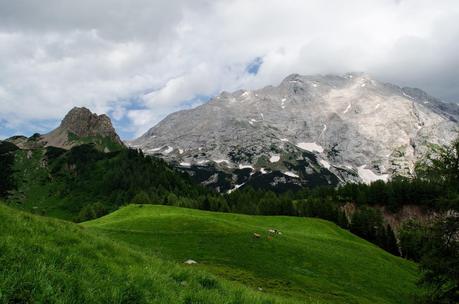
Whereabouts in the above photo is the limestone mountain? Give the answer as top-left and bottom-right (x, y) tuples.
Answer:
(42, 107), (124, 151)
(131, 73), (458, 192)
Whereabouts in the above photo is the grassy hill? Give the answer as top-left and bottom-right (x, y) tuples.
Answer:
(0, 203), (291, 304)
(84, 205), (420, 303)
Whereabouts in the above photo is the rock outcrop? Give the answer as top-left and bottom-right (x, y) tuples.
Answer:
(42, 107), (124, 150)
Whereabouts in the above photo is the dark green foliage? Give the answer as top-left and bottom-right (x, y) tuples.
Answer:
(76, 202), (108, 222)
(416, 140), (459, 187)
(8, 144), (212, 221)
(0, 141), (18, 197)
(384, 224), (399, 256)
(0, 141), (19, 154)
(399, 220), (430, 261)
(45, 146), (67, 159)
(337, 177), (447, 211)
(350, 207), (385, 244)
(418, 215), (459, 304)
(29, 133), (41, 140)
(130, 191), (151, 204)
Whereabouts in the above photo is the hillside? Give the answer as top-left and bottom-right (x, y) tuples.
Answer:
(4, 144), (210, 221)
(84, 205), (420, 303)
(0, 203), (289, 304)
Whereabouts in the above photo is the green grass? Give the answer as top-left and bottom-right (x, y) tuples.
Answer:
(6, 148), (74, 219)
(67, 132), (124, 152)
(83, 205), (420, 303)
(0, 203), (292, 304)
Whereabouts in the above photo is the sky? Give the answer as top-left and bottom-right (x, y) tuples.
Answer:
(0, 0), (458, 140)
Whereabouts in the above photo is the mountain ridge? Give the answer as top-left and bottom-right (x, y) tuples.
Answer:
(130, 72), (458, 191)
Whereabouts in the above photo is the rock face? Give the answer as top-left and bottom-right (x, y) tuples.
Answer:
(130, 73), (459, 191)
(42, 107), (124, 149)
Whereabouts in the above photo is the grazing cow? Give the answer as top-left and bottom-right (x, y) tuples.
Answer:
(253, 233), (261, 239)
(268, 229), (276, 234)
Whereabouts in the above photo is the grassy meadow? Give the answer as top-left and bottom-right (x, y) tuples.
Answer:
(83, 204), (420, 303)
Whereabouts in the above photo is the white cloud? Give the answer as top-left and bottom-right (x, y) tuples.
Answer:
(0, 0), (458, 139)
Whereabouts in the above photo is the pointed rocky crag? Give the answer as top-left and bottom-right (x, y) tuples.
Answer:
(42, 107), (124, 151)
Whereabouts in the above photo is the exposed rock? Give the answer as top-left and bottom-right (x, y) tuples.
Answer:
(130, 73), (458, 190)
(42, 107), (124, 149)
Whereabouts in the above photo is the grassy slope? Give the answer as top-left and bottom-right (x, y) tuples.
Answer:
(84, 205), (420, 304)
(0, 203), (294, 304)
(6, 148), (73, 219)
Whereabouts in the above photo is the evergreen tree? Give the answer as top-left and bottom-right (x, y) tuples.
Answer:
(384, 225), (399, 256)
(131, 191), (151, 204)
(419, 215), (459, 304)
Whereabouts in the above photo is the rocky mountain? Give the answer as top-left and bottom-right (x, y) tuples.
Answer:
(131, 73), (459, 192)
(7, 107), (124, 151)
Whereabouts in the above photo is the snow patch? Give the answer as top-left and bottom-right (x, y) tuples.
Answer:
(148, 147), (162, 152)
(179, 162), (191, 167)
(280, 138), (289, 142)
(296, 142), (324, 153)
(260, 168), (268, 174)
(163, 146), (173, 154)
(269, 155), (280, 163)
(241, 91), (249, 97)
(312, 83), (318, 88)
(239, 164), (254, 170)
(343, 104), (352, 114)
(319, 159), (331, 169)
(283, 171), (299, 178)
(214, 159), (230, 165)
(178, 148), (184, 154)
(227, 183), (245, 194)
(361, 83), (366, 87)
(357, 165), (389, 184)
(197, 160), (208, 165)
(375, 104), (380, 110)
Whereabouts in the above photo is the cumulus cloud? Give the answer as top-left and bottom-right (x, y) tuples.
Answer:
(0, 0), (458, 139)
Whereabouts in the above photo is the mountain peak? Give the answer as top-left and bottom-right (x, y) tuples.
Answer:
(60, 107), (115, 138)
(131, 72), (458, 191)
(43, 107), (123, 150)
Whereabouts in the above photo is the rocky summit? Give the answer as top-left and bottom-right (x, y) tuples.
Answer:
(130, 73), (459, 192)
(42, 107), (124, 150)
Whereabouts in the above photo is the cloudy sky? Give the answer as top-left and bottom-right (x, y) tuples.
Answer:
(0, 0), (458, 139)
